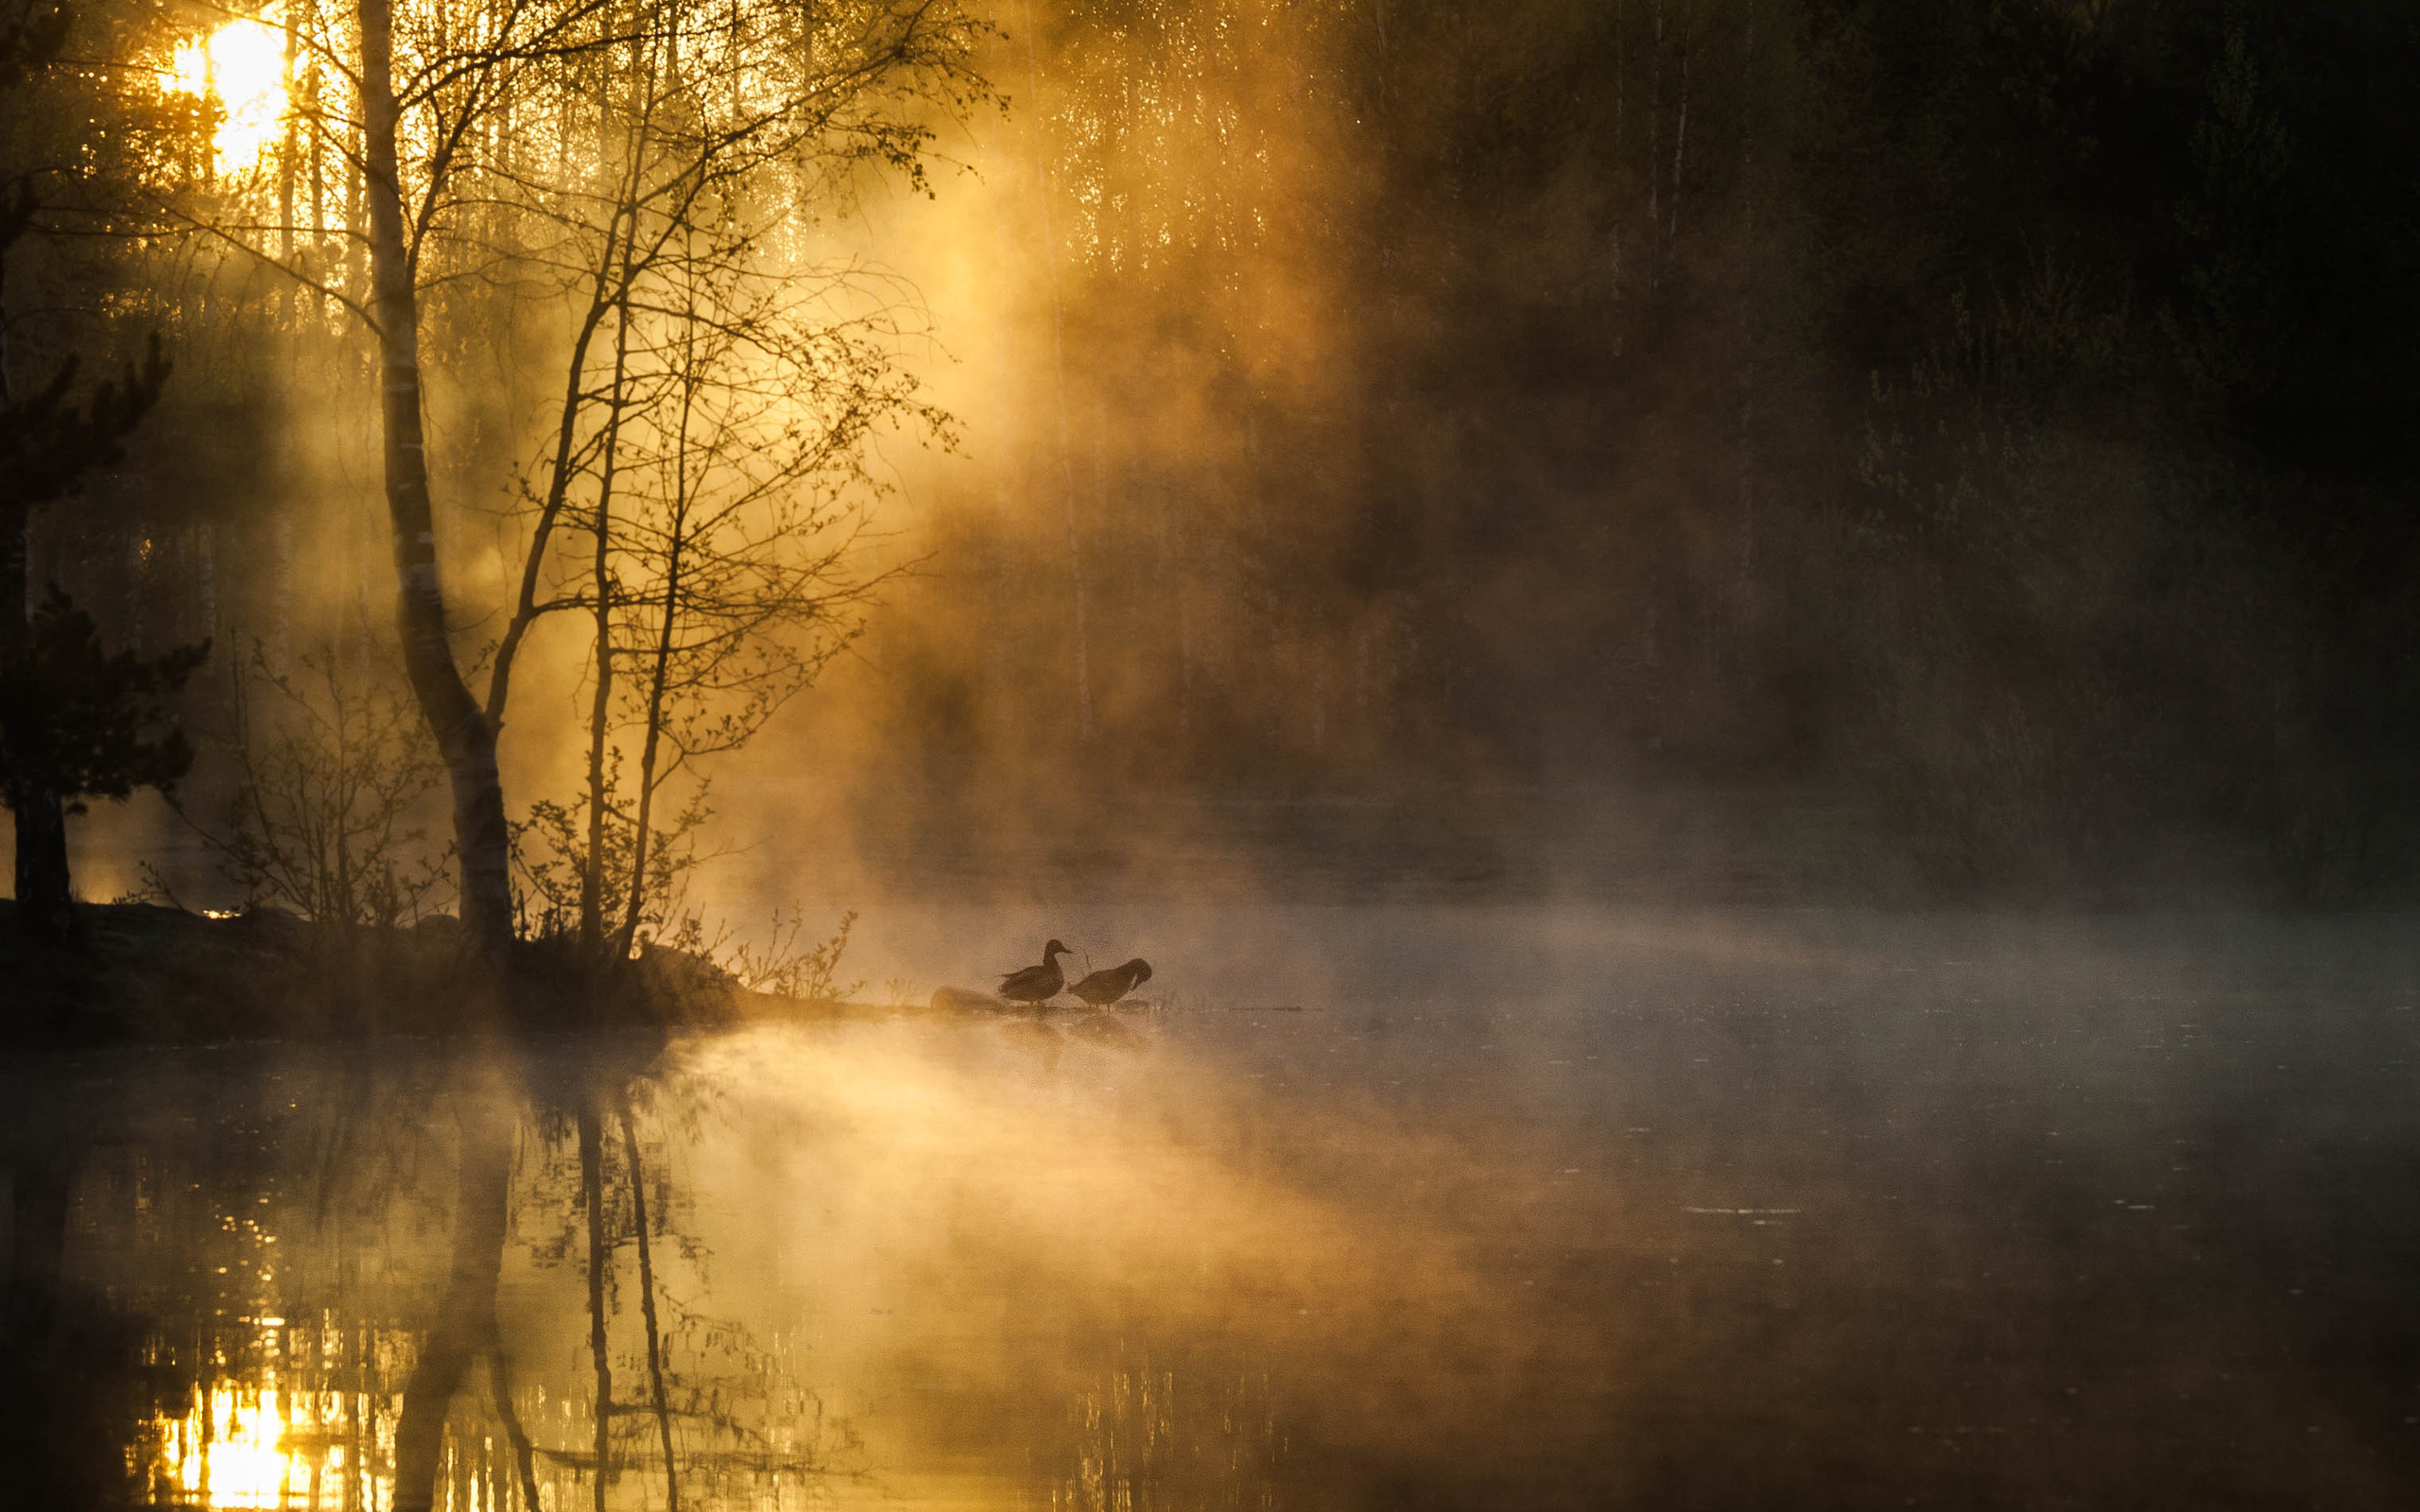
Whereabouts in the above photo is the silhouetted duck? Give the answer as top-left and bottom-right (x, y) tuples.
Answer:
(1068, 957), (1152, 1006)
(997, 939), (1073, 1004)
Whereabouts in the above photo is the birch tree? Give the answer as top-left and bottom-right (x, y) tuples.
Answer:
(467, 0), (983, 953)
(166, 0), (982, 956)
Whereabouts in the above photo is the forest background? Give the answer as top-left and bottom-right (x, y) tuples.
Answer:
(5, 0), (2417, 939)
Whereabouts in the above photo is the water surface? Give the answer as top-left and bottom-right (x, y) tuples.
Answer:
(6, 906), (2418, 1509)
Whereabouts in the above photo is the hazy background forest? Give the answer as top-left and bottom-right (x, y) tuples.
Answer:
(9, 0), (2419, 922)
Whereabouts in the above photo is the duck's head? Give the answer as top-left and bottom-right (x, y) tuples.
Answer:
(1044, 938), (1071, 959)
(1124, 958), (1153, 983)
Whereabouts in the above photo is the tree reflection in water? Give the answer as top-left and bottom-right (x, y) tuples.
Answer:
(16, 917), (2420, 1510)
(0, 1038), (880, 1511)
(1054, 1351), (1284, 1512)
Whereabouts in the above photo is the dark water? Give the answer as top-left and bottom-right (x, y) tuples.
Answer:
(6, 906), (2419, 1509)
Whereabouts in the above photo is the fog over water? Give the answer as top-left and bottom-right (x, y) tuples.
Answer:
(11, 905), (2420, 1508)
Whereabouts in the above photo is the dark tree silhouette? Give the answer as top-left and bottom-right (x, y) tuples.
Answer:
(0, 588), (207, 941)
(0, 3), (199, 943)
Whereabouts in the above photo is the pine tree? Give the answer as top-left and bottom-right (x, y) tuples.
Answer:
(0, 331), (202, 942)
(0, 6), (200, 943)
(0, 589), (209, 932)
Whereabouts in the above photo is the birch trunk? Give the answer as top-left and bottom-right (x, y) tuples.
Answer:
(579, 298), (634, 953)
(614, 288), (703, 956)
(358, 0), (513, 957)
(1669, 0), (1692, 253)
(615, 424), (691, 955)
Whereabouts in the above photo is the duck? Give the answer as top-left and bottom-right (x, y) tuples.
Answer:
(1068, 957), (1152, 1007)
(997, 939), (1073, 1004)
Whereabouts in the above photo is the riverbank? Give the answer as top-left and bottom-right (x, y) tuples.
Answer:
(0, 902), (782, 1047)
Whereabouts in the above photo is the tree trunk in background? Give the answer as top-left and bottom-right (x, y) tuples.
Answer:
(1735, 2), (1760, 647)
(195, 524), (216, 661)
(1608, 1), (1627, 329)
(8, 767), (74, 944)
(1169, 481), (1193, 739)
(1613, 0), (1626, 159)
(358, 0), (513, 958)
(121, 525), (144, 651)
(1021, 4), (1096, 743)
(280, 7), (299, 264)
(0, 352), (74, 943)
(1647, 0), (1663, 287)
(1668, 0), (1691, 255)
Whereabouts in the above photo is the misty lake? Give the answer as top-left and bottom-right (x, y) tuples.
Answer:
(7, 904), (2419, 1510)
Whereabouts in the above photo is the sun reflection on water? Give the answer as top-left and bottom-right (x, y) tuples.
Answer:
(163, 1385), (323, 1508)
(142, 1319), (401, 1511)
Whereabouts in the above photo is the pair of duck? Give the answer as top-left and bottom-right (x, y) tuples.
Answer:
(999, 940), (1153, 1006)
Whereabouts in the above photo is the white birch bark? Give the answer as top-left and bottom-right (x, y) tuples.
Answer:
(356, 0), (513, 958)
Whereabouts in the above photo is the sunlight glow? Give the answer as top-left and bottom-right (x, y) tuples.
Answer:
(164, 1386), (312, 1508)
(168, 15), (289, 175)
(147, 1318), (399, 1511)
